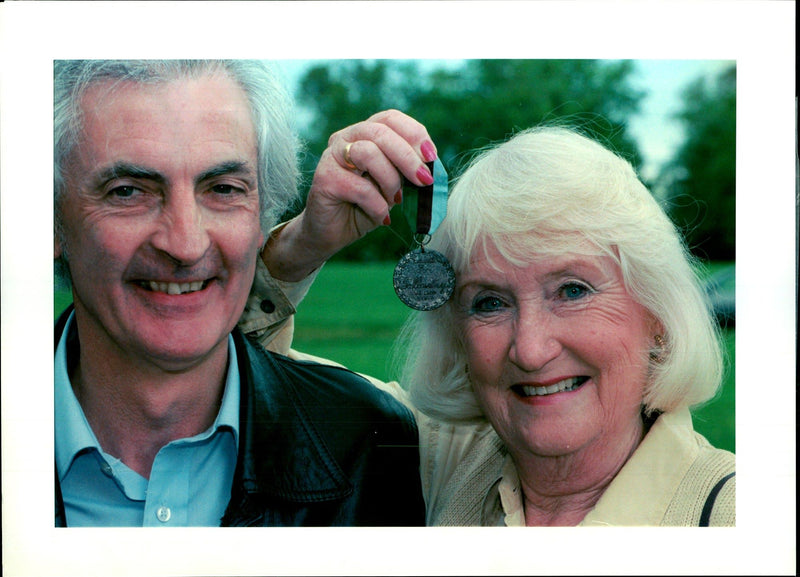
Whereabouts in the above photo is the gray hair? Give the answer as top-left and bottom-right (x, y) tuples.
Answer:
(400, 126), (724, 421)
(54, 59), (301, 286)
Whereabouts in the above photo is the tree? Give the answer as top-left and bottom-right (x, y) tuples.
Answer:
(658, 65), (736, 261)
(294, 59), (647, 261)
(407, 59), (645, 174)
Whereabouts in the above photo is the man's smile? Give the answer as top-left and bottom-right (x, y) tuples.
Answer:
(136, 280), (212, 295)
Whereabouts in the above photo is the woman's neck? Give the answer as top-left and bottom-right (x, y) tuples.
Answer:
(513, 417), (645, 526)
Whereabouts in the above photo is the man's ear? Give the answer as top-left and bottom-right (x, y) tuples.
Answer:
(55, 235), (63, 259)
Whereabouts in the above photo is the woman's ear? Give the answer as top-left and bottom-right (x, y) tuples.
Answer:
(647, 311), (665, 338)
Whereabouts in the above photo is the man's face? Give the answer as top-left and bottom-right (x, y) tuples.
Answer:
(56, 72), (264, 371)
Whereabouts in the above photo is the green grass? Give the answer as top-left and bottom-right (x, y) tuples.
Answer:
(690, 330), (735, 452)
(293, 262), (412, 381)
(54, 260), (735, 453)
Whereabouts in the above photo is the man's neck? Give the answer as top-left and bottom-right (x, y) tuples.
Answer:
(69, 330), (231, 479)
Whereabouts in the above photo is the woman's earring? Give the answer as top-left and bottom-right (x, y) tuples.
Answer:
(650, 334), (666, 362)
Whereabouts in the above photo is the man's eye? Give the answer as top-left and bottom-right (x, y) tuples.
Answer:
(210, 184), (244, 195)
(108, 185), (141, 198)
(559, 282), (592, 300)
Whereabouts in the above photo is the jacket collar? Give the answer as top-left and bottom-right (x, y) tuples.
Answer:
(231, 329), (354, 503)
(54, 311), (353, 507)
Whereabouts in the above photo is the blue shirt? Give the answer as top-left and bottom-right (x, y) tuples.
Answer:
(55, 312), (240, 526)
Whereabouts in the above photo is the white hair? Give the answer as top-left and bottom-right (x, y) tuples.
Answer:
(54, 59), (301, 286)
(398, 126), (724, 422)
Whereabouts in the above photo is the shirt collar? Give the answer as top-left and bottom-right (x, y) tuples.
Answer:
(580, 409), (698, 526)
(497, 456), (525, 526)
(55, 312), (98, 481)
(55, 310), (241, 480)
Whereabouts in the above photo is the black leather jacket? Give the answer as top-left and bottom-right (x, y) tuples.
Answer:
(55, 310), (424, 526)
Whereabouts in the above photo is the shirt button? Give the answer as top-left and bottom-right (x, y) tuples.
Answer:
(156, 506), (172, 523)
(260, 299), (276, 313)
(100, 462), (113, 477)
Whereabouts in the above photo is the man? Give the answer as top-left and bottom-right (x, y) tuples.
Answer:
(54, 60), (433, 526)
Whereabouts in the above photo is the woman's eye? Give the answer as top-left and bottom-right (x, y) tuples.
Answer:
(559, 282), (592, 300)
(471, 295), (507, 313)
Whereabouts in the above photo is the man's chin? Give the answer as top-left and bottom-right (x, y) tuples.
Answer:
(143, 344), (230, 374)
(131, 323), (233, 373)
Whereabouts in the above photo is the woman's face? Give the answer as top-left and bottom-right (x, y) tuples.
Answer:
(455, 242), (657, 461)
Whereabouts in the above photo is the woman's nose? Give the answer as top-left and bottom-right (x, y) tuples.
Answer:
(508, 306), (562, 371)
(150, 192), (211, 265)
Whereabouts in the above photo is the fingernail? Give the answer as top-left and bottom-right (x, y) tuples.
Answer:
(416, 165), (434, 186)
(421, 140), (437, 162)
(383, 214), (392, 226)
(394, 190), (403, 205)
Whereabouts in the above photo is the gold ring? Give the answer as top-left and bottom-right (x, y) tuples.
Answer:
(343, 142), (357, 170)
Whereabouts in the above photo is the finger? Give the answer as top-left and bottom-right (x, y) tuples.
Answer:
(313, 150), (392, 225)
(343, 142), (358, 171)
(367, 109), (437, 160)
(332, 124), (434, 188)
(336, 173), (392, 228)
(336, 139), (404, 207)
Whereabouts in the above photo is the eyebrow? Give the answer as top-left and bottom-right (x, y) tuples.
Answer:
(95, 162), (166, 186)
(194, 161), (256, 187)
(93, 160), (256, 188)
(457, 255), (611, 288)
(541, 256), (611, 279)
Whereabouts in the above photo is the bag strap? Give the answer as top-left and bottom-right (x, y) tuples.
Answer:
(699, 471), (735, 526)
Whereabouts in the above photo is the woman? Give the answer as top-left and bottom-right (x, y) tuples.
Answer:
(394, 125), (735, 526)
(253, 120), (735, 526)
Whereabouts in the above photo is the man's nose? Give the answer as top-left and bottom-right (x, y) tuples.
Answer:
(150, 192), (211, 265)
(508, 305), (563, 371)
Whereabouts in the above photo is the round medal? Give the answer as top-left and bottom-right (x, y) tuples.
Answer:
(393, 248), (455, 311)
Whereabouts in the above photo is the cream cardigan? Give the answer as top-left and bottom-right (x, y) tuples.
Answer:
(426, 409), (735, 526)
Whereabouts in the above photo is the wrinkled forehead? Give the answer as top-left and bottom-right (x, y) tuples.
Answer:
(75, 70), (246, 135)
(80, 72), (251, 126)
(70, 74), (257, 173)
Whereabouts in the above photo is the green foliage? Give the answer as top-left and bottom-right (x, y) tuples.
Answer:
(658, 65), (736, 260)
(295, 59), (647, 261)
(409, 59), (645, 173)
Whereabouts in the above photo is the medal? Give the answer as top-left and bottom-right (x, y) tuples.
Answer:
(393, 246), (455, 311)
(393, 158), (455, 311)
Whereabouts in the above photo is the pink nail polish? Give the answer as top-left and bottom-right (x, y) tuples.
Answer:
(394, 190), (403, 205)
(383, 214), (392, 226)
(416, 165), (434, 186)
(421, 140), (437, 162)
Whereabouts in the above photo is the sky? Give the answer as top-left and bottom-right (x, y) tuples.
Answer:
(274, 58), (734, 182)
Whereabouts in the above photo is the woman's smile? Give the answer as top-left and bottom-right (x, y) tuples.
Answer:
(512, 376), (590, 397)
